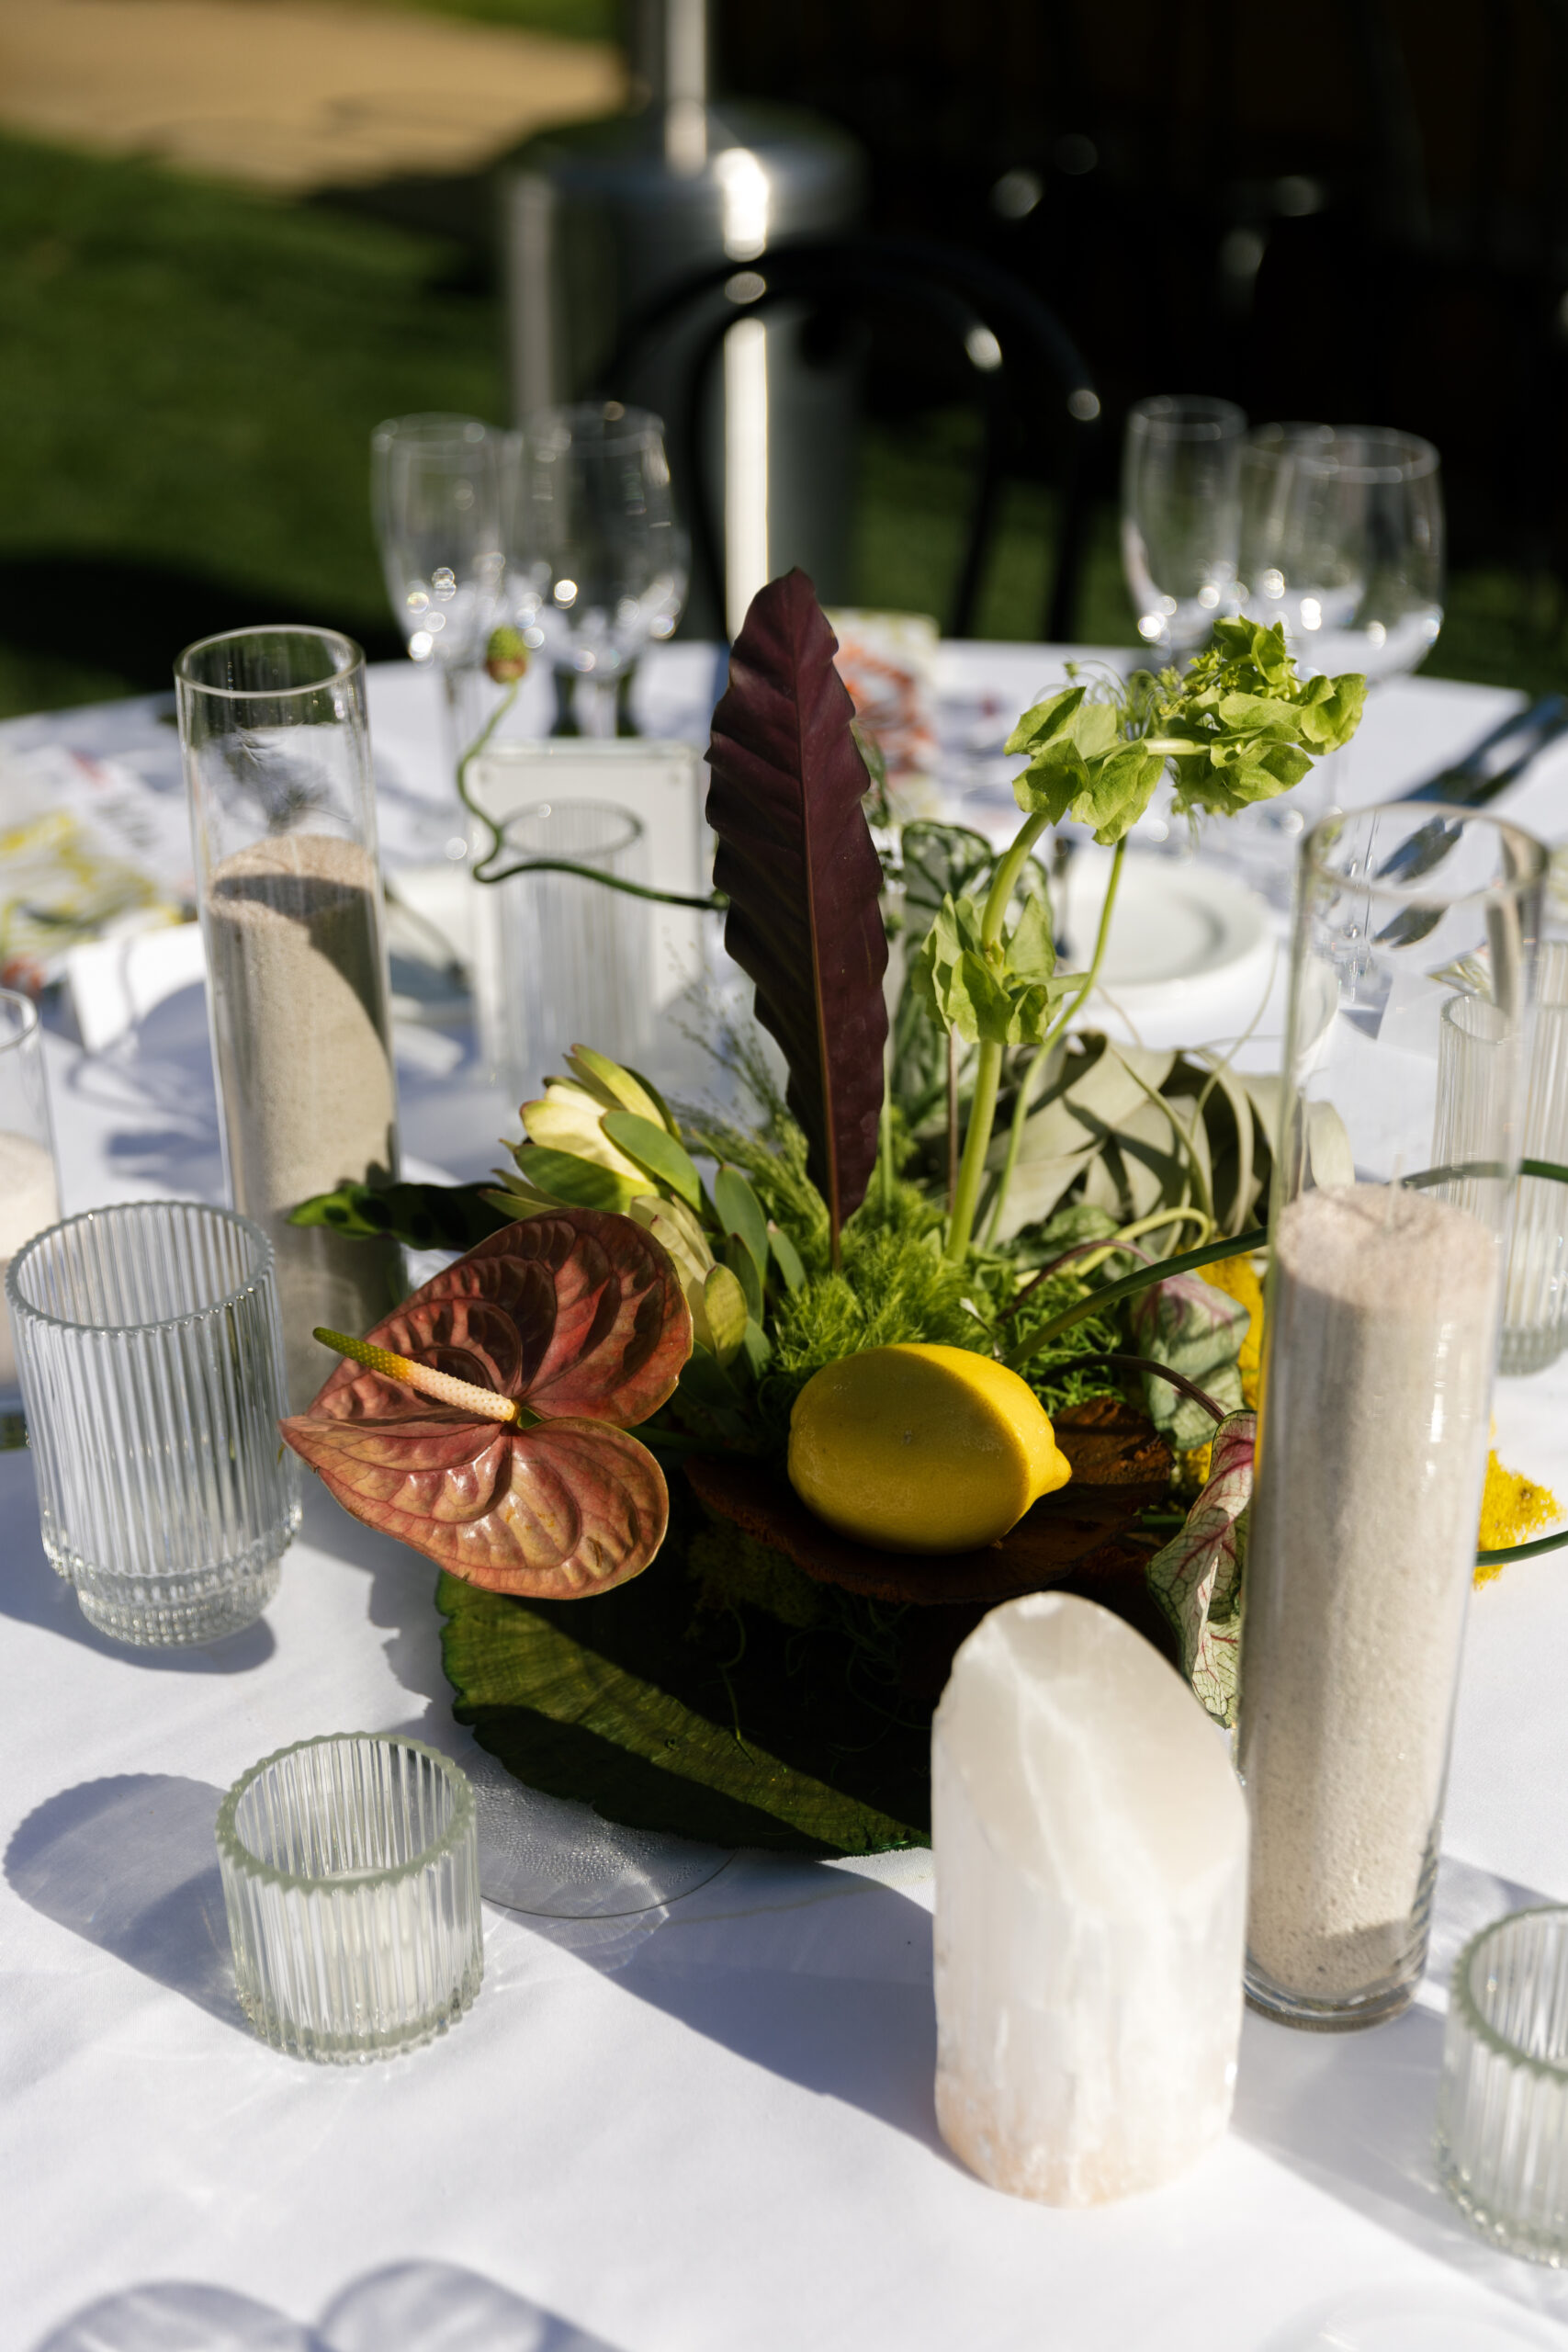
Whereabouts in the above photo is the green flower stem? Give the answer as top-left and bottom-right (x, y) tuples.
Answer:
(454, 674), (521, 870)
(457, 678), (724, 910)
(945, 1039), (1004, 1261)
(942, 810), (1051, 1261)
(981, 808), (1053, 946)
(984, 834), (1130, 1248)
(475, 856), (724, 910)
(1476, 1527), (1568, 1566)
(1003, 1226), (1267, 1370)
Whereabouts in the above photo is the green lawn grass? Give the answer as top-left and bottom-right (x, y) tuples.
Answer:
(378, 0), (615, 34)
(0, 130), (1561, 719)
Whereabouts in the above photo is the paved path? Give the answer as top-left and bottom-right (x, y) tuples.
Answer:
(0, 0), (621, 188)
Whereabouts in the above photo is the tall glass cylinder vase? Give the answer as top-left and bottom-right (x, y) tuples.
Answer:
(176, 628), (402, 1410)
(490, 798), (652, 1106)
(0, 989), (60, 1442)
(1239, 803), (1545, 2030)
(1493, 939), (1568, 1374)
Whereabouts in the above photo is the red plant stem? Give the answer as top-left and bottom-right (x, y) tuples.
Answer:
(997, 1236), (1155, 1324)
(1074, 1351), (1229, 1426)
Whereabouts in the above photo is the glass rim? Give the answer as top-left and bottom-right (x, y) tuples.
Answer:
(371, 411), (494, 449)
(175, 625), (364, 702)
(500, 797), (647, 854)
(216, 1731), (477, 1894)
(6, 1200), (276, 1334)
(0, 986), (40, 1052)
(1441, 991), (1517, 1040)
(520, 398), (668, 447)
(1247, 422), (1439, 484)
(1304, 801), (1548, 910)
(1450, 1905), (1568, 2085)
(1126, 392), (1247, 441)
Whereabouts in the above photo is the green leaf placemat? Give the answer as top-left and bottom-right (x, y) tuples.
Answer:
(438, 1528), (932, 1855)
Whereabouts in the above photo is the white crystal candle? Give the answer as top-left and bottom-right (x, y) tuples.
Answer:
(932, 1592), (1248, 2204)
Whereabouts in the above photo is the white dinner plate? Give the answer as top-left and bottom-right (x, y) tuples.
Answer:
(1060, 846), (1280, 1047)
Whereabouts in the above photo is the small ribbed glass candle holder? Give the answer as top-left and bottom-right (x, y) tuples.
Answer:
(217, 1734), (483, 2063)
(1437, 1905), (1568, 2262)
(7, 1200), (298, 1645)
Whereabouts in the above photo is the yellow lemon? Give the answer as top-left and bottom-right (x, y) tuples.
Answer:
(787, 1342), (1071, 1554)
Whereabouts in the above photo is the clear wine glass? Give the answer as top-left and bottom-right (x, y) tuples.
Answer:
(370, 414), (506, 763)
(1121, 394), (1247, 663)
(507, 401), (688, 739)
(1237, 424), (1444, 683)
(1219, 424), (1445, 899)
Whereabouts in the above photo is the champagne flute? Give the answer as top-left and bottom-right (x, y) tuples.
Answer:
(1121, 394), (1247, 662)
(370, 413), (506, 797)
(507, 401), (687, 739)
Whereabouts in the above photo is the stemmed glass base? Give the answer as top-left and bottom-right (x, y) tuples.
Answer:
(550, 667), (637, 740)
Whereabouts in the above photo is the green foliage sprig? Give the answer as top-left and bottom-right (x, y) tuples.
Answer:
(912, 620), (1365, 1261)
(1007, 619), (1367, 844)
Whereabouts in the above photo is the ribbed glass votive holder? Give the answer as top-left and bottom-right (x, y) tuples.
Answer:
(217, 1734), (483, 2063)
(7, 1200), (299, 1645)
(1437, 1905), (1568, 2262)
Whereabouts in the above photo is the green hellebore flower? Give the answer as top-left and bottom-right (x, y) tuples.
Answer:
(486, 625), (530, 684)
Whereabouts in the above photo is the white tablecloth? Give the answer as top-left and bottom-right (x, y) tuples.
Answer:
(6, 650), (1568, 2351)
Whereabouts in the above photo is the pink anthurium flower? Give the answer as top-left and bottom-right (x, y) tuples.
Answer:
(281, 1210), (692, 1599)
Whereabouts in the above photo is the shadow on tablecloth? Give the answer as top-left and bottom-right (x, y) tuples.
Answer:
(1234, 1853), (1568, 2332)
(292, 1482), (951, 2156)
(0, 1450), (275, 1670)
(33, 2259), (624, 2350)
(5, 1772), (243, 2032)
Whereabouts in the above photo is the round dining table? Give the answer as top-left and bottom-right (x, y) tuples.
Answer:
(5, 643), (1568, 2352)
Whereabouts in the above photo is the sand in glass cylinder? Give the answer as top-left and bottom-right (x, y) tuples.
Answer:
(1238, 802), (1540, 2030)
(205, 833), (400, 1403)
(178, 628), (402, 1408)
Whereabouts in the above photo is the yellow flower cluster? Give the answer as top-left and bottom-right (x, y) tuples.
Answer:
(1476, 1453), (1562, 1585)
(1175, 1253), (1267, 1493)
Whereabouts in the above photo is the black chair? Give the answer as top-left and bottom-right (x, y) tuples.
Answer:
(599, 234), (1101, 644)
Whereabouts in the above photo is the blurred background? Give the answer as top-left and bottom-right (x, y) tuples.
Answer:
(1, 0), (1563, 715)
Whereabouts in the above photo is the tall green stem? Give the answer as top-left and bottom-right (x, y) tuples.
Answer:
(945, 1040), (1004, 1261)
(457, 678), (721, 909)
(943, 811), (1050, 1261)
(983, 834), (1129, 1247)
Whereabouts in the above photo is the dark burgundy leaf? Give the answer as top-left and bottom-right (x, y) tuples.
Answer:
(705, 570), (889, 1237)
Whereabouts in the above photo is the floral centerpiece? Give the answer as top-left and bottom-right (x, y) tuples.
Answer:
(284, 573), (1376, 1852)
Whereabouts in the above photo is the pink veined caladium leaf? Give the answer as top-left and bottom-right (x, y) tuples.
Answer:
(280, 1209), (692, 1598)
(1145, 1409), (1255, 1726)
(1128, 1272), (1248, 1449)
